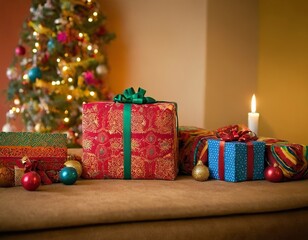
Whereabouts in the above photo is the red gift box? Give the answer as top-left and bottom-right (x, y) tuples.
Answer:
(82, 100), (178, 180)
(0, 133), (67, 184)
(178, 126), (216, 175)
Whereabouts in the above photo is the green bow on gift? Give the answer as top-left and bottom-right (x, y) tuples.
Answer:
(113, 87), (156, 104)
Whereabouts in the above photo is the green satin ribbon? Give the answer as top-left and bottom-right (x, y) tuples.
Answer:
(114, 87), (156, 104)
(114, 87), (156, 179)
(123, 104), (132, 179)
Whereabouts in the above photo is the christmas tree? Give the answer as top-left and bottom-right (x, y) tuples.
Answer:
(5, 0), (115, 146)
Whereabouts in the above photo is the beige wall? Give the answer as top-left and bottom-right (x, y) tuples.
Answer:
(205, 0), (259, 130)
(101, 0), (259, 130)
(100, 0), (207, 127)
(259, 0), (308, 144)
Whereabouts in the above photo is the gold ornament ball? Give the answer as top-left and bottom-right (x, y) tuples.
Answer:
(34, 122), (46, 132)
(192, 160), (210, 181)
(64, 160), (82, 178)
(0, 166), (14, 187)
(96, 64), (108, 76)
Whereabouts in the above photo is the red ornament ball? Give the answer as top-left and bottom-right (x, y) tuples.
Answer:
(21, 171), (41, 191)
(15, 45), (26, 56)
(264, 165), (284, 182)
(57, 31), (67, 43)
(96, 26), (107, 36)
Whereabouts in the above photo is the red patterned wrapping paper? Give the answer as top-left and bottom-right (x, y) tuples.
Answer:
(82, 101), (178, 180)
(178, 126), (216, 175)
(0, 133), (67, 183)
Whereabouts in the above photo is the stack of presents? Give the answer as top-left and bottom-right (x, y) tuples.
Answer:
(0, 88), (307, 187)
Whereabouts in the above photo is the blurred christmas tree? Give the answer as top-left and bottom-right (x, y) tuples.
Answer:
(4, 0), (115, 146)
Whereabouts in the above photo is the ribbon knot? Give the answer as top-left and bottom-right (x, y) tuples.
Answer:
(114, 87), (156, 104)
(22, 156), (53, 184)
(216, 125), (257, 142)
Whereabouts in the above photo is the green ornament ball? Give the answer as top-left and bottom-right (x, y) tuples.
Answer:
(59, 167), (78, 185)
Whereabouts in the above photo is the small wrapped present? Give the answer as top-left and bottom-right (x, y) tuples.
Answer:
(178, 126), (216, 175)
(82, 87), (178, 180)
(208, 126), (265, 182)
(0, 132), (67, 184)
(259, 137), (308, 180)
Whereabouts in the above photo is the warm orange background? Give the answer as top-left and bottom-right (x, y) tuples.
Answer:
(258, 0), (308, 144)
(0, 0), (307, 145)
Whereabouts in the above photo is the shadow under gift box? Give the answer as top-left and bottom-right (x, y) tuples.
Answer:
(0, 132), (67, 184)
(208, 139), (266, 182)
(82, 101), (178, 180)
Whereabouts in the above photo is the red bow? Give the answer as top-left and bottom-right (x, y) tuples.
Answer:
(216, 125), (257, 142)
(22, 156), (53, 185)
(216, 125), (257, 181)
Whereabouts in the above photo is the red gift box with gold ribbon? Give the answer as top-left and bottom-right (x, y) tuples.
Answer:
(82, 88), (178, 180)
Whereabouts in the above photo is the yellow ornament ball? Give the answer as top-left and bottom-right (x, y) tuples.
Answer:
(192, 160), (210, 181)
(34, 122), (46, 132)
(64, 160), (82, 178)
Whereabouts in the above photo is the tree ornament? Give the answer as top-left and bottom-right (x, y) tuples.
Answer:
(32, 4), (44, 20)
(64, 160), (82, 178)
(2, 111), (17, 132)
(15, 45), (26, 56)
(57, 31), (67, 43)
(96, 64), (108, 76)
(41, 52), (50, 64)
(28, 67), (42, 82)
(83, 71), (97, 85)
(44, 0), (54, 9)
(0, 166), (14, 187)
(6, 67), (18, 80)
(264, 164), (284, 182)
(21, 171), (41, 191)
(61, 1), (72, 11)
(47, 39), (56, 53)
(31, 100), (40, 112)
(192, 160), (210, 181)
(34, 122), (46, 132)
(59, 167), (78, 185)
(2, 122), (17, 132)
(55, 17), (68, 26)
(96, 26), (107, 36)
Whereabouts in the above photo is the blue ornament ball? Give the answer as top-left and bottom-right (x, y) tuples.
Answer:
(28, 67), (42, 82)
(47, 39), (56, 53)
(59, 167), (78, 185)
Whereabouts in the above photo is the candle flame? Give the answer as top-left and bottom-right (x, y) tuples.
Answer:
(251, 94), (257, 113)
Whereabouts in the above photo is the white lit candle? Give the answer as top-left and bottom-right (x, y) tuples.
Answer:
(248, 94), (259, 134)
